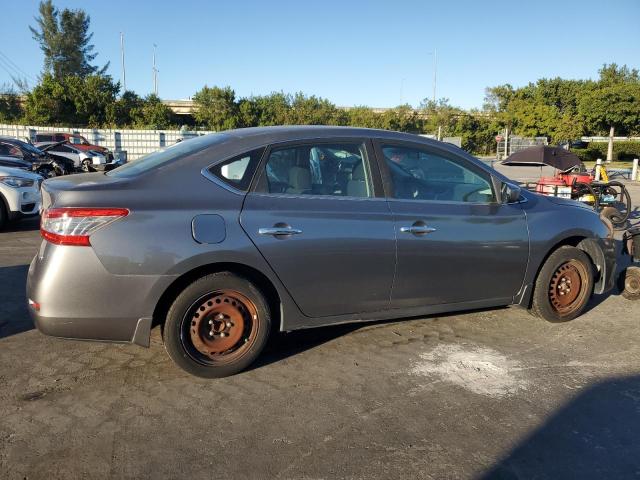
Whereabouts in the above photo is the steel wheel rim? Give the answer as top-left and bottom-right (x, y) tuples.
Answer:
(180, 289), (259, 366)
(625, 273), (640, 296)
(548, 260), (589, 316)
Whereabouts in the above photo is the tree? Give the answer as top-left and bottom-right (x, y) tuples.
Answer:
(130, 94), (175, 129)
(237, 92), (291, 127)
(193, 86), (239, 131)
(379, 104), (420, 133)
(23, 73), (119, 127)
(106, 91), (144, 127)
(30, 0), (107, 78)
(578, 64), (640, 160)
(346, 106), (383, 129)
(0, 85), (23, 123)
(287, 93), (345, 125)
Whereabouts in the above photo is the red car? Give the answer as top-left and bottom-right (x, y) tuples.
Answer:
(34, 133), (112, 160)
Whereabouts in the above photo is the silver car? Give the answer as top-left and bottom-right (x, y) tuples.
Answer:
(27, 127), (616, 378)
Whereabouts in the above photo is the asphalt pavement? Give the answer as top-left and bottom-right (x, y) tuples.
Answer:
(1, 172), (639, 480)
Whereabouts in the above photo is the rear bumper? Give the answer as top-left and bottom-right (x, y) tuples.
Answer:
(31, 313), (153, 347)
(27, 242), (175, 347)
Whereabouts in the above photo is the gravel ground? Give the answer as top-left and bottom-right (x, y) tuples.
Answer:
(1, 172), (639, 480)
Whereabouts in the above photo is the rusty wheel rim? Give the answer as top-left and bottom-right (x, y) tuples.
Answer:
(181, 290), (259, 365)
(548, 260), (589, 316)
(625, 274), (640, 296)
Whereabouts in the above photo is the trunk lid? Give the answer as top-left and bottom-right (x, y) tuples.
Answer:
(41, 172), (133, 210)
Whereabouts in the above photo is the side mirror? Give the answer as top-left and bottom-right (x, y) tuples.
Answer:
(501, 182), (522, 204)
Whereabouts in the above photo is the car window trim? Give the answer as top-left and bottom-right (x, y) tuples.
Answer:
(371, 138), (498, 205)
(248, 137), (384, 199)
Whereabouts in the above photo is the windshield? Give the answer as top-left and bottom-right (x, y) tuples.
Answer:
(71, 135), (89, 145)
(107, 134), (230, 178)
(15, 139), (45, 155)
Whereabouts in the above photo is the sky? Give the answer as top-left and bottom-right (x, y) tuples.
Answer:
(1, 0), (638, 110)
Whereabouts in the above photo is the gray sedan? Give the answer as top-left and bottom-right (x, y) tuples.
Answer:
(27, 127), (616, 378)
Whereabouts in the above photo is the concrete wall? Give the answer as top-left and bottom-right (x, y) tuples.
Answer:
(0, 124), (215, 161)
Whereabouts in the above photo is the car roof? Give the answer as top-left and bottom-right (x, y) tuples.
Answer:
(192, 126), (461, 154)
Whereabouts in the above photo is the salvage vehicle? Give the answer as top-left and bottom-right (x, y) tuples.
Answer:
(502, 145), (632, 229)
(36, 141), (107, 172)
(28, 126), (617, 378)
(0, 165), (42, 229)
(34, 132), (112, 160)
(0, 155), (33, 171)
(0, 136), (74, 177)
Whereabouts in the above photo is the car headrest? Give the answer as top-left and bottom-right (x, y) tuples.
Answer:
(352, 162), (365, 181)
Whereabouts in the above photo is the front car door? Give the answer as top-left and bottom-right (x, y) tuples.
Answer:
(375, 140), (529, 309)
(240, 139), (396, 318)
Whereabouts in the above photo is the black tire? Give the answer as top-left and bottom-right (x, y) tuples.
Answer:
(0, 198), (7, 231)
(619, 266), (640, 301)
(600, 206), (626, 230)
(163, 272), (271, 378)
(81, 159), (93, 172)
(604, 182), (631, 229)
(36, 165), (56, 178)
(530, 246), (594, 322)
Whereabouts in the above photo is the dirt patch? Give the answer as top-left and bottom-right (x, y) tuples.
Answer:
(411, 344), (528, 397)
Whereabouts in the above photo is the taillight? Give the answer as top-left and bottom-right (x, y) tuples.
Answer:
(40, 207), (129, 246)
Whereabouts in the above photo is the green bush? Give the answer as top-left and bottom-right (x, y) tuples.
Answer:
(572, 142), (640, 162)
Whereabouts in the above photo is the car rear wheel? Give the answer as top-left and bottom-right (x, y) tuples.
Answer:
(163, 272), (271, 378)
(530, 246), (594, 322)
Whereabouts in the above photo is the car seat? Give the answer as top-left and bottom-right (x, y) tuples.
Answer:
(286, 166), (311, 194)
(347, 162), (368, 197)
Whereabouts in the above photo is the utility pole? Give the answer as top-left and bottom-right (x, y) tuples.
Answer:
(152, 44), (158, 96)
(120, 32), (126, 92)
(432, 48), (437, 104)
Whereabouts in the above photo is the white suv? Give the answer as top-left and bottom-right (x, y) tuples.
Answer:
(0, 166), (42, 229)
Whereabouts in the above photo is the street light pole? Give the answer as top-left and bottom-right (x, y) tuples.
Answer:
(432, 48), (437, 103)
(152, 44), (158, 96)
(120, 32), (126, 92)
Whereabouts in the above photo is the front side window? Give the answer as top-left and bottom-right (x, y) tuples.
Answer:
(382, 145), (495, 203)
(258, 143), (372, 198)
(207, 148), (264, 191)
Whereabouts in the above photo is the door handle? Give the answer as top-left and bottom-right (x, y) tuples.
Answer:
(258, 226), (303, 236)
(400, 224), (437, 235)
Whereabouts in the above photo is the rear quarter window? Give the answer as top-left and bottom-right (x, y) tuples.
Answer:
(206, 148), (265, 192)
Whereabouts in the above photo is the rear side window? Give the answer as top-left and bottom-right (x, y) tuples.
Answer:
(36, 134), (53, 142)
(207, 148), (264, 191)
(256, 143), (372, 198)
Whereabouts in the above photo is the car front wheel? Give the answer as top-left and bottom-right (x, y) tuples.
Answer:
(530, 246), (594, 322)
(163, 272), (271, 378)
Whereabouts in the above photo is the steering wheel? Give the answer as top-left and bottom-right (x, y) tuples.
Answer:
(462, 186), (489, 202)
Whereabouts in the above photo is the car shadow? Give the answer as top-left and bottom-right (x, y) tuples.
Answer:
(1, 217), (40, 233)
(249, 306), (507, 372)
(0, 265), (34, 340)
(250, 322), (364, 371)
(481, 375), (640, 479)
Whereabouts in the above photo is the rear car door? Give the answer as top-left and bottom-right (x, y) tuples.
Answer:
(375, 140), (529, 308)
(240, 139), (396, 318)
